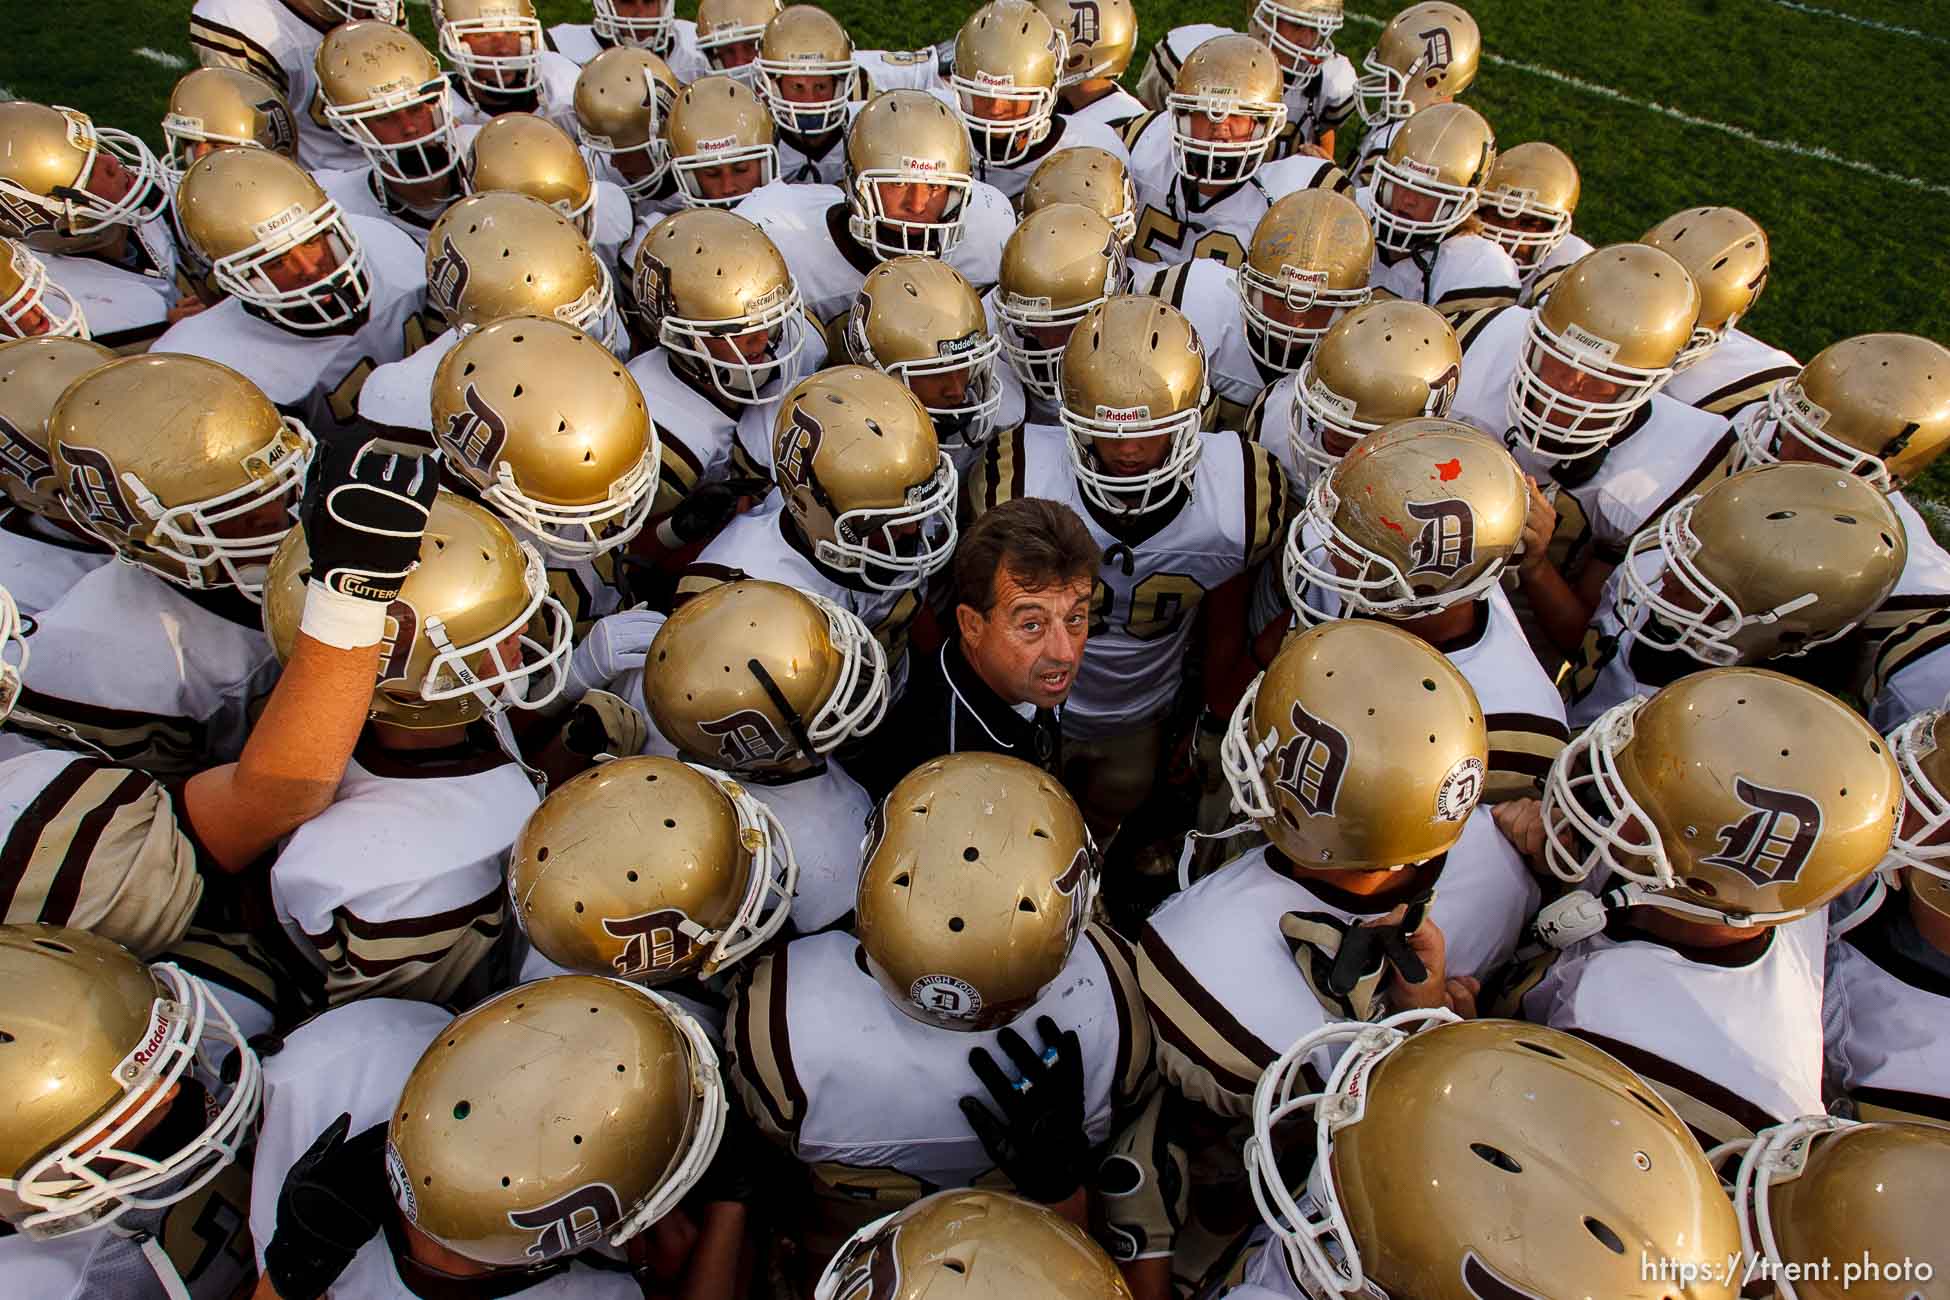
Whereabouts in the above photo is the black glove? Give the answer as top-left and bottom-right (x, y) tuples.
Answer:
(302, 438), (440, 603)
(264, 1113), (390, 1300)
(661, 476), (771, 547)
(958, 1015), (1091, 1205)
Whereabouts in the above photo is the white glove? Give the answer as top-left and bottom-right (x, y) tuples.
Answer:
(564, 608), (666, 705)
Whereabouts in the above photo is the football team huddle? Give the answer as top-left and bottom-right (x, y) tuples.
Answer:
(0, 0), (1944, 1296)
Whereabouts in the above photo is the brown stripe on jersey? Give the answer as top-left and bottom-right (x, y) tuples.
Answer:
(1086, 923), (1154, 1108)
(1433, 284), (1521, 319)
(0, 757), (107, 921)
(10, 688), (205, 773)
(1523, 264), (1571, 306)
(1686, 364), (1800, 419)
(1154, 263), (1192, 312)
(308, 881), (508, 952)
(92, 320), (172, 356)
(728, 946), (805, 1139)
(1120, 111), (1161, 152)
(1244, 385), (1273, 446)
(1484, 711), (1569, 801)
(188, 18), (289, 91)
(673, 562), (746, 606)
(1239, 436), (1263, 569)
(1246, 443), (1289, 568)
(1314, 165), (1352, 196)
(658, 429), (707, 494)
(1137, 922), (1278, 1117)
(1850, 1085), (1950, 1127)
(41, 768), (153, 927)
(1559, 1027), (1782, 1150)
(1868, 607), (1950, 700)
(1453, 304), (1514, 355)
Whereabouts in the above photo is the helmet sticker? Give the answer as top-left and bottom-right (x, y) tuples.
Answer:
(1432, 755), (1484, 823)
(910, 974), (983, 1021)
(1699, 777), (1823, 887)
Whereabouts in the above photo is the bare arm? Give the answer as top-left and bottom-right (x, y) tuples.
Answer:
(678, 1203), (749, 1300)
(1119, 1255), (1172, 1300)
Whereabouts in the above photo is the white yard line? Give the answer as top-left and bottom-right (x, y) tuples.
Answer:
(133, 47), (190, 70)
(1759, 0), (1949, 47)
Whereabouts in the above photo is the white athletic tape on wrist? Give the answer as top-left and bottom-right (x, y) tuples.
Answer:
(299, 579), (390, 650)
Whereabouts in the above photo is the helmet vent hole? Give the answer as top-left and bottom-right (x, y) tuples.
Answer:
(536, 847), (549, 862)
(1881, 532), (1896, 547)
(1765, 510), (1794, 521)
(1584, 1217), (1627, 1255)
(0, 1031), (11, 1044)
(646, 773), (659, 781)
(1422, 678), (1437, 691)
(463, 362), (476, 376)
(663, 817), (676, 828)
(30, 939), (72, 954)
(1514, 1039), (1566, 1060)
(948, 916), (965, 932)
(627, 871), (638, 882)
(1780, 748), (1790, 757)
(1871, 740), (1883, 754)
(573, 1134), (582, 1145)
(618, 1063), (626, 1072)
(944, 1261), (967, 1275)
(1833, 514), (1856, 525)
(1019, 898), (1037, 913)
(453, 1100), (471, 1119)
(1468, 1142), (1522, 1174)
(1032, 827), (1050, 839)
(574, 901), (584, 913)
(963, 846), (979, 861)
(501, 1176), (511, 1187)
(1630, 1091), (1662, 1115)
(1684, 876), (1718, 898)
(1367, 707), (1375, 716)
(1839, 787), (1847, 797)
(893, 873), (910, 887)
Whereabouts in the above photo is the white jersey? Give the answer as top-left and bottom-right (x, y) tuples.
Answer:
(271, 739), (535, 1007)
(969, 424), (1287, 739)
(1127, 114), (1349, 269)
(969, 114), (1132, 203)
(190, 0), (364, 173)
(1522, 914), (1829, 1148)
(625, 339), (827, 503)
(1060, 86), (1148, 135)
(1135, 257), (1285, 430)
(853, 46), (948, 93)
(1363, 219), (1523, 315)
(315, 165), (454, 248)
(151, 216), (425, 437)
(1136, 24), (1355, 147)
(1515, 230), (1594, 308)
(1245, 369), (1312, 493)
(356, 325), (458, 435)
(1662, 326), (1800, 419)
(1346, 119), (1402, 189)
(0, 510), (111, 617)
(1823, 903), (1950, 1126)
(43, 227), (179, 352)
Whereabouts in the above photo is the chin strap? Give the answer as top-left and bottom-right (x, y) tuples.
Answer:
(138, 1235), (193, 1300)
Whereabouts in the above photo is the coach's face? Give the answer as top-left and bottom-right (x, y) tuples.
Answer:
(958, 562), (1092, 709)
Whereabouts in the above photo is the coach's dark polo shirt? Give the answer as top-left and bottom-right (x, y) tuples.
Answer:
(854, 636), (1064, 802)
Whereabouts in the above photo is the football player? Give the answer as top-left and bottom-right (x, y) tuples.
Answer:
(1136, 0), (1356, 154)
(1563, 463), (1907, 728)
(675, 0), (785, 83)
(572, 45), (686, 217)
(1034, 0), (1145, 133)
(1475, 141), (1591, 306)
(0, 337), (115, 614)
(163, 148), (426, 439)
(1356, 102), (1520, 312)
(1345, 1), (1481, 187)
(1279, 420), (1568, 803)
(678, 366), (958, 698)
(734, 89), (1017, 338)
(1507, 668), (1901, 1149)
(1021, 145), (1141, 247)
(752, 6), (862, 186)
(462, 113), (635, 267)
(0, 239), (88, 342)
(967, 296), (1288, 841)
(187, 0), (396, 171)
(434, 0), (582, 125)
(0, 102), (179, 352)
(551, 0), (684, 64)
(666, 75), (782, 210)
(1645, 205), (1799, 419)
(159, 67), (302, 306)
(989, 203), (1130, 426)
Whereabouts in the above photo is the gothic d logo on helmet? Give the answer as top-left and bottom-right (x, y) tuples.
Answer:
(60, 444), (141, 535)
(1699, 777), (1823, 888)
(1405, 497), (1476, 578)
(1274, 700), (1350, 819)
(427, 236), (472, 317)
(601, 908), (706, 977)
(443, 383), (510, 478)
(697, 708), (796, 766)
(0, 412), (52, 493)
(508, 1182), (624, 1263)
(775, 403), (822, 494)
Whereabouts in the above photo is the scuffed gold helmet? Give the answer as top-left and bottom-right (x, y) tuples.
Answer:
(857, 753), (1097, 1032)
(1034, 0), (1137, 85)
(0, 925), (261, 1241)
(1286, 418), (1526, 624)
(1354, 1), (1480, 125)
(1166, 34), (1288, 185)
(1249, 0), (1344, 85)
(1238, 189), (1374, 372)
(772, 366), (958, 592)
(573, 47), (680, 200)
(665, 76), (779, 209)
(1727, 1117), (1950, 1300)
(1734, 333), (1950, 493)
(633, 209), (806, 404)
(593, 0), (676, 50)
(315, 21), (463, 186)
(0, 102), (170, 255)
(0, 336), (112, 519)
(1543, 668), (1900, 926)
(1615, 463), (1906, 668)
(1508, 242), (1700, 462)
(159, 67), (296, 184)
(754, 6), (859, 137)
(424, 192), (616, 344)
(846, 257), (1004, 452)
(695, 0), (783, 80)
(1477, 140), (1579, 269)
(1642, 206), (1769, 370)
(464, 112), (597, 235)
(430, 315), (659, 561)
(996, 203), (1126, 405)
(646, 580), (889, 774)
(1059, 294), (1209, 516)
(1250, 1011), (1742, 1300)
(509, 756), (797, 983)
(1291, 299), (1460, 481)
(951, 1), (1069, 165)
(1020, 145), (1137, 246)
(0, 238), (85, 340)
(262, 491), (572, 729)
(49, 354), (312, 595)
(1360, 100), (1495, 252)
(1885, 707), (1950, 923)
(844, 90), (977, 260)
(385, 976), (726, 1266)
(817, 1189), (1136, 1300)
(434, 0), (546, 100)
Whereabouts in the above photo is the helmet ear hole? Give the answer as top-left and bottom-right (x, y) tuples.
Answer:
(1583, 1217), (1626, 1255)
(1468, 1142), (1522, 1174)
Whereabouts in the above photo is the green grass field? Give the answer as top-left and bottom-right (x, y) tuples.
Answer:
(7, 0), (1949, 496)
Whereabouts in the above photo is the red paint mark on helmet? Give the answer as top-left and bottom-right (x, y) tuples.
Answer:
(1435, 458), (1462, 481)
(1379, 515), (1406, 535)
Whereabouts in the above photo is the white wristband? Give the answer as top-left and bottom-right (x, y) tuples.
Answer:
(299, 579), (391, 650)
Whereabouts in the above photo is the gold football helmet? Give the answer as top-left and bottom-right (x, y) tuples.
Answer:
(1642, 206), (1769, 370)
(1476, 140), (1579, 269)
(386, 976), (725, 1266)
(952, 1), (1069, 165)
(1238, 189), (1374, 372)
(510, 756), (797, 982)
(1034, 0), (1137, 85)
(593, 0), (676, 50)
(1726, 1117), (1950, 1300)
(1291, 299), (1460, 481)
(463, 113), (598, 235)
(1249, 1010), (1742, 1300)
(573, 47), (680, 199)
(0, 238), (85, 339)
(1614, 463), (1906, 667)
(430, 315), (659, 561)
(632, 208), (806, 404)
(1249, 0), (1343, 86)
(1360, 101), (1495, 252)
(845, 90), (977, 260)
(1885, 707), (1950, 922)
(434, 0), (545, 99)
(0, 102), (170, 255)
(1020, 145), (1137, 246)
(665, 76), (779, 208)
(1287, 417), (1526, 624)
(817, 1189), (1136, 1300)
(695, 0), (783, 79)
(0, 925), (261, 1240)
(159, 67), (296, 184)
(1060, 294), (1209, 516)
(1167, 34), (1288, 185)
(857, 753), (1098, 1032)
(846, 257), (1004, 451)
(0, 336), (112, 519)
(996, 204), (1127, 405)
(1733, 333), (1950, 494)
(772, 366), (958, 591)
(1542, 668), (1900, 926)
(754, 6), (859, 137)
(49, 354), (312, 595)
(646, 579), (889, 773)
(263, 491), (572, 729)
(315, 21), (463, 186)
(1223, 620), (1486, 870)
(1354, 1), (1480, 125)
(1507, 242), (1700, 462)
(425, 192), (616, 345)
(176, 149), (372, 332)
